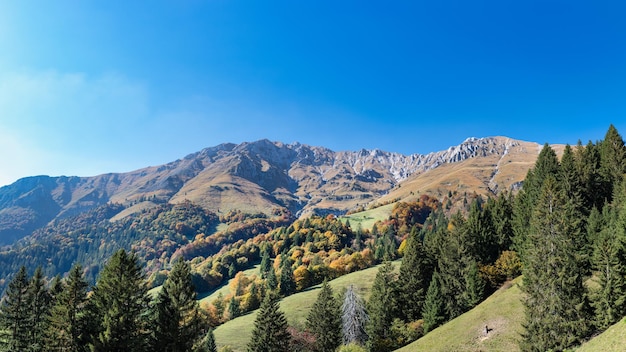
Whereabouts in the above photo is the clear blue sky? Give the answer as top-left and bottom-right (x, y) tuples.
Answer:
(0, 1), (625, 186)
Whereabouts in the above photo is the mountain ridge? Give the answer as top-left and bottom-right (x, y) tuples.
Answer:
(0, 136), (554, 245)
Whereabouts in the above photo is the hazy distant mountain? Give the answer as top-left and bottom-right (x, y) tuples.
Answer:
(0, 136), (557, 245)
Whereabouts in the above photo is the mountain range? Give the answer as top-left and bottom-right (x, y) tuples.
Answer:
(0, 136), (559, 245)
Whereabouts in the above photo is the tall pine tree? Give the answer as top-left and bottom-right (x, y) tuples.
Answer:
(422, 271), (446, 334)
(306, 280), (341, 352)
(47, 264), (91, 352)
(0, 266), (31, 351)
(247, 294), (291, 352)
(366, 262), (398, 352)
(397, 226), (432, 322)
(27, 266), (52, 351)
(151, 257), (204, 352)
(88, 249), (151, 352)
(520, 176), (591, 351)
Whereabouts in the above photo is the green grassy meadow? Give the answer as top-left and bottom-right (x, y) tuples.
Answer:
(576, 319), (626, 352)
(340, 203), (395, 230)
(395, 277), (524, 352)
(214, 260), (401, 351)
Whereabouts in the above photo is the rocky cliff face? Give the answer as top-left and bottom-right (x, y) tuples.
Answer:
(0, 136), (547, 244)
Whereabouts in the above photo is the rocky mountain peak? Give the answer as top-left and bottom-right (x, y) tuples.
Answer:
(0, 136), (543, 244)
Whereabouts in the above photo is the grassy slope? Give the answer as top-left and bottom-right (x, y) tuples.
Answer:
(576, 320), (626, 352)
(214, 261), (401, 351)
(395, 277), (524, 352)
(340, 203), (394, 230)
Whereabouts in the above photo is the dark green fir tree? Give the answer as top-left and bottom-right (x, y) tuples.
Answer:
(247, 294), (291, 352)
(0, 266), (31, 351)
(306, 280), (341, 352)
(422, 271), (446, 334)
(520, 176), (591, 352)
(366, 261), (398, 352)
(88, 249), (151, 352)
(194, 329), (217, 352)
(27, 266), (52, 351)
(151, 257), (204, 352)
(47, 264), (90, 352)
(397, 226), (432, 322)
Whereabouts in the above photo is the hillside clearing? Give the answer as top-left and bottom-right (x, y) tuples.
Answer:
(395, 277), (524, 352)
(214, 260), (401, 351)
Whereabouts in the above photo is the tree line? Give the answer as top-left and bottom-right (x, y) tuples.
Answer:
(0, 249), (216, 352)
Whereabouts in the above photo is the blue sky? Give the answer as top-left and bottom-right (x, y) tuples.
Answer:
(0, 1), (625, 186)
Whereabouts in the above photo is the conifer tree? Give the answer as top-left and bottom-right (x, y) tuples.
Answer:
(366, 262), (398, 352)
(47, 264), (90, 352)
(306, 280), (341, 352)
(436, 213), (472, 318)
(463, 260), (485, 308)
(512, 144), (561, 253)
(599, 124), (626, 201)
(422, 271), (446, 334)
(28, 266), (52, 351)
(341, 285), (368, 346)
(278, 259), (295, 296)
(576, 140), (604, 210)
(520, 176), (591, 351)
(489, 191), (514, 252)
(397, 226), (432, 322)
(151, 257), (204, 352)
(247, 294), (291, 352)
(591, 205), (626, 330)
(88, 249), (151, 352)
(194, 329), (217, 352)
(259, 248), (271, 279)
(465, 199), (498, 264)
(0, 266), (31, 351)
(227, 296), (240, 320)
(266, 266), (278, 293)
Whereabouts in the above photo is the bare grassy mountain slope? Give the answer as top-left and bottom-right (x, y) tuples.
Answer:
(0, 137), (557, 244)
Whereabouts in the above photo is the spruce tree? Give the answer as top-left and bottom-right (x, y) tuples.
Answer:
(576, 140), (604, 210)
(397, 226), (432, 322)
(266, 266), (278, 293)
(465, 199), (498, 264)
(489, 191), (514, 252)
(341, 285), (368, 346)
(88, 249), (151, 352)
(463, 260), (485, 308)
(599, 124), (626, 201)
(422, 271), (446, 334)
(366, 262), (398, 352)
(151, 257), (204, 352)
(227, 296), (240, 320)
(306, 280), (341, 352)
(520, 176), (591, 351)
(278, 259), (295, 297)
(436, 212), (473, 318)
(247, 294), (291, 352)
(591, 205), (626, 330)
(259, 248), (271, 279)
(47, 264), (90, 352)
(0, 266), (31, 351)
(194, 329), (217, 352)
(512, 144), (560, 253)
(28, 266), (52, 351)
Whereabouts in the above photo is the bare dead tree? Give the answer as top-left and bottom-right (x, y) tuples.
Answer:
(341, 285), (369, 346)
